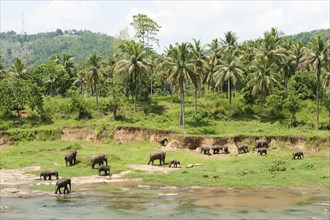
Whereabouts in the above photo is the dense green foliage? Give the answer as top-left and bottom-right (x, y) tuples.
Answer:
(0, 24), (329, 136)
(284, 29), (330, 45)
(0, 29), (114, 67)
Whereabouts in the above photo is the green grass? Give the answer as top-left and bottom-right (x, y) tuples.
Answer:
(1, 140), (329, 189)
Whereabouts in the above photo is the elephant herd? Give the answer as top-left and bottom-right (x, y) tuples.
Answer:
(44, 138), (305, 194)
(40, 150), (111, 194)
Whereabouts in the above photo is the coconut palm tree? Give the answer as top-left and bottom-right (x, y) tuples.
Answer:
(299, 35), (330, 129)
(213, 50), (244, 116)
(86, 53), (105, 110)
(159, 43), (199, 135)
(249, 56), (281, 119)
(113, 41), (151, 112)
(9, 58), (29, 79)
(189, 39), (208, 115)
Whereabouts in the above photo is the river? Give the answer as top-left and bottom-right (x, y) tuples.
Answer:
(1, 184), (329, 219)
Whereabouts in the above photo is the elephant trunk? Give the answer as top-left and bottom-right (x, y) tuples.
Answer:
(69, 182), (71, 192)
(105, 159), (108, 166)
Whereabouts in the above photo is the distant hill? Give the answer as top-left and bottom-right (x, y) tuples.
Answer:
(1, 28), (329, 68)
(284, 29), (330, 44)
(0, 29), (114, 67)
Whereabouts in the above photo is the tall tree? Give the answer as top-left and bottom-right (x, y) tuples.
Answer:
(130, 13), (161, 50)
(86, 53), (105, 110)
(300, 35), (330, 129)
(159, 43), (198, 135)
(113, 41), (151, 112)
(213, 50), (244, 116)
(189, 39), (207, 115)
(249, 56), (281, 119)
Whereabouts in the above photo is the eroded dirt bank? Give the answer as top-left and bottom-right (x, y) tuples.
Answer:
(1, 126), (329, 152)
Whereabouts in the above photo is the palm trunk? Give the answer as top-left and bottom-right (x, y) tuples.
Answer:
(260, 93), (263, 121)
(194, 88), (197, 116)
(316, 62), (320, 129)
(134, 69), (137, 112)
(94, 78), (99, 110)
(228, 79), (231, 116)
(180, 82), (186, 136)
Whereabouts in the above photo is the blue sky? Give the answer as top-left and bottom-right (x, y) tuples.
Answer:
(1, 1), (329, 52)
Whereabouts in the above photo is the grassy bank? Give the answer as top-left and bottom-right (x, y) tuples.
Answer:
(1, 140), (329, 189)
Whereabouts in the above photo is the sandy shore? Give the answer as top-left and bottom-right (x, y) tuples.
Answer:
(0, 164), (178, 198)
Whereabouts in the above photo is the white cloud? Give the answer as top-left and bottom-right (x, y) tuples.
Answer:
(25, 1), (100, 33)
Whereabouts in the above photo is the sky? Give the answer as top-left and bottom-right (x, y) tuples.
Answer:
(1, 0), (329, 53)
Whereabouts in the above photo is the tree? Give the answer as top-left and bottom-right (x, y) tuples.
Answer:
(9, 58), (30, 79)
(159, 43), (199, 135)
(249, 56), (281, 119)
(113, 41), (151, 112)
(86, 53), (105, 110)
(299, 35), (330, 129)
(130, 13), (161, 50)
(32, 61), (68, 96)
(213, 50), (244, 116)
(189, 39), (207, 115)
(0, 75), (44, 123)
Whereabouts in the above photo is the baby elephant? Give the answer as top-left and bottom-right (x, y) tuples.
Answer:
(257, 148), (267, 156)
(98, 165), (110, 176)
(292, 151), (304, 160)
(158, 138), (168, 146)
(211, 146), (221, 154)
(40, 171), (59, 180)
(238, 145), (249, 154)
(169, 159), (181, 168)
(200, 146), (211, 155)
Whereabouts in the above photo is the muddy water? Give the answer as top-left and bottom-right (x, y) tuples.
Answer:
(1, 185), (329, 219)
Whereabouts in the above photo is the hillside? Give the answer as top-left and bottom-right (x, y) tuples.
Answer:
(284, 28), (330, 44)
(0, 29), (114, 67)
(1, 28), (329, 68)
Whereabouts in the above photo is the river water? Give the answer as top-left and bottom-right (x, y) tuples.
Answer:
(1, 184), (329, 219)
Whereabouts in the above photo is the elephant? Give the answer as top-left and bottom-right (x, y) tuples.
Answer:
(148, 151), (166, 166)
(91, 154), (108, 169)
(64, 150), (78, 167)
(169, 159), (181, 168)
(55, 178), (71, 194)
(40, 171), (59, 180)
(254, 140), (269, 151)
(98, 165), (110, 176)
(158, 138), (168, 146)
(211, 146), (221, 154)
(257, 148), (267, 156)
(238, 145), (249, 154)
(292, 151), (304, 160)
(222, 146), (230, 154)
(200, 146), (211, 155)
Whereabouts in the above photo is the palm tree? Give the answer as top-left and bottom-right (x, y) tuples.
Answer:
(213, 50), (244, 116)
(86, 53), (104, 110)
(54, 53), (75, 77)
(249, 56), (281, 119)
(299, 35), (330, 129)
(113, 41), (151, 112)
(72, 66), (87, 94)
(9, 58), (29, 79)
(206, 38), (222, 95)
(189, 39), (207, 115)
(159, 43), (199, 135)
